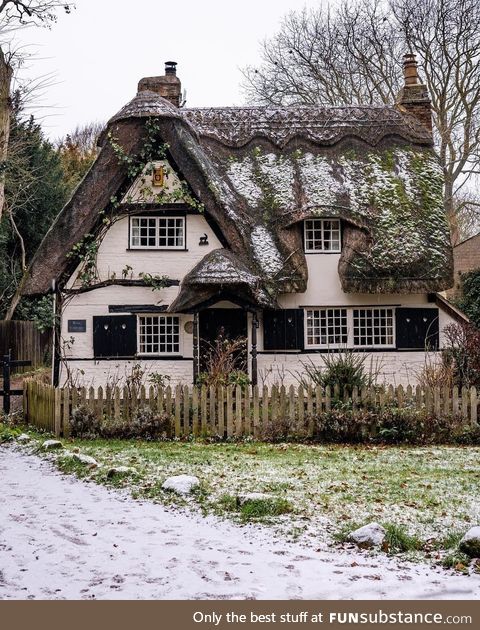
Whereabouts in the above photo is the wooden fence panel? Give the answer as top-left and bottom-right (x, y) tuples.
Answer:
(0, 320), (52, 373)
(22, 381), (480, 439)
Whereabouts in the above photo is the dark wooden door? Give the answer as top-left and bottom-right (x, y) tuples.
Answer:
(199, 309), (248, 372)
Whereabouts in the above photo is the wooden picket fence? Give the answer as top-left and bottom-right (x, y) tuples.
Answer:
(23, 379), (479, 438)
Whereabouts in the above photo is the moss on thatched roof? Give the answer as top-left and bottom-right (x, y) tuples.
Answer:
(20, 90), (453, 299)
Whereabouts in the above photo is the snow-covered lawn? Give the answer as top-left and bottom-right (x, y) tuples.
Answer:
(41, 434), (480, 564)
(1, 444), (479, 600)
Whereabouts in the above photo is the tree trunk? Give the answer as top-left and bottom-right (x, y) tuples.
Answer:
(444, 177), (457, 245)
(0, 47), (13, 222)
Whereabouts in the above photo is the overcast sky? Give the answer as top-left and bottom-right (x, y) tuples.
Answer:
(10, 0), (322, 140)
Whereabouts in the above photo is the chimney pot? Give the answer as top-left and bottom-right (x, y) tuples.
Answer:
(396, 52), (432, 135)
(403, 53), (420, 86)
(165, 61), (177, 76)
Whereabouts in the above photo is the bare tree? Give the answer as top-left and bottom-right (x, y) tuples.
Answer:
(242, 0), (480, 241)
(0, 1), (74, 219)
(0, 46), (13, 220)
(0, 1), (72, 25)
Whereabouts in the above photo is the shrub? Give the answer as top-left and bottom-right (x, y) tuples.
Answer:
(70, 405), (101, 439)
(148, 372), (171, 390)
(416, 353), (454, 390)
(457, 268), (480, 328)
(197, 335), (250, 388)
(70, 405), (171, 440)
(297, 351), (381, 392)
(307, 403), (480, 445)
(126, 407), (172, 440)
(442, 322), (480, 388)
(260, 414), (305, 442)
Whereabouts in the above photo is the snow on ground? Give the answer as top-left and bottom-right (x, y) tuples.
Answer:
(1, 445), (479, 600)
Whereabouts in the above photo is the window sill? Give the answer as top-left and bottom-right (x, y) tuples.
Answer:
(304, 251), (341, 255)
(136, 354), (189, 360)
(127, 248), (189, 252)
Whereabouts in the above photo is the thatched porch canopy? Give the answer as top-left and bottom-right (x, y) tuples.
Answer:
(168, 249), (275, 313)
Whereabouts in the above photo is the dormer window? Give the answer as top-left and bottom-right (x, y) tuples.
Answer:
(304, 218), (341, 253)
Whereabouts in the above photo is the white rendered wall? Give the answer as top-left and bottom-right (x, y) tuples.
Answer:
(68, 213), (223, 287)
(59, 359), (194, 389)
(61, 222), (459, 387)
(256, 352), (440, 388)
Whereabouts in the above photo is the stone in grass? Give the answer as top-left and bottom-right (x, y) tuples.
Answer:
(73, 453), (99, 468)
(459, 527), (480, 558)
(162, 475), (200, 495)
(237, 492), (273, 506)
(17, 433), (31, 442)
(348, 522), (386, 548)
(42, 439), (63, 450)
(107, 466), (136, 478)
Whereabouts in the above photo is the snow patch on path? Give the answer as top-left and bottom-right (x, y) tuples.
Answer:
(0, 445), (479, 600)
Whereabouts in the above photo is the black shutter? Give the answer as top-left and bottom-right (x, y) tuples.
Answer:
(263, 309), (304, 350)
(396, 308), (439, 350)
(93, 315), (137, 358)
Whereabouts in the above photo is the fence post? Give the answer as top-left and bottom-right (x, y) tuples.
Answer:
(54, 388), (61, 437)
(470, 387), (478, 425)
(226, 385), (234, 437)
(217, 386), (225, 438)
(63, 387), (70, 437)
(174, 385), (182, 437)
(183, 385), (190, 436)
(192, 386), (199, 436)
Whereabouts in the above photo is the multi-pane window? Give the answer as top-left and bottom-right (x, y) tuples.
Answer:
(304, 219), (341, 252)
(306, 308), (348, 347)
(353, 308), (394, 347)
(130, 216), (185, 249)
(138, 316), (180, 355)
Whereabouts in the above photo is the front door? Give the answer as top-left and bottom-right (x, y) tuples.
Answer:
(199, 308), (248, 373)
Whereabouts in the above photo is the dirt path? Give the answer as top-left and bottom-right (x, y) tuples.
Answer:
(1, 445), (479, 600)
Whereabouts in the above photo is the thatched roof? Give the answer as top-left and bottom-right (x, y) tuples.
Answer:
(168, 249), (275, 312)
(20, 89), (453, 300)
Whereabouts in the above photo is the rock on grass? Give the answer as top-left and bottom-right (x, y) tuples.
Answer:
(73, 453), (99, 468)
(17, 434), (31, 443)
(459, 527), (480, 558)
(348, 522), (386, 548)
(42, 440), (63, 450)
(162, 475), (200, 495)
(107, 466), (136, 478)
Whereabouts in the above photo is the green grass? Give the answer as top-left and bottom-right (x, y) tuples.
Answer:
(3, 422), (480, 564)
(383, 523), (423, 553)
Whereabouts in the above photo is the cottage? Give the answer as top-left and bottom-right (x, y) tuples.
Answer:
(19, 56), (464, 388)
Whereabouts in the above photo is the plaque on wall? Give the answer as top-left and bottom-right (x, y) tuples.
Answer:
(68, 319), (87, 333)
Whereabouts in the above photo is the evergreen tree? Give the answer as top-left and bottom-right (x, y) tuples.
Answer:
(0, 110), (68, 320)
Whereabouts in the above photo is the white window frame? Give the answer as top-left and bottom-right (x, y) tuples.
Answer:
(304, 218), (341, 253)
(305, 308), (349, 349)
(129, 216), (185, 250)
(352, 307), (395, 349)
(304, 307), (396, 349)
(137, 315), (181, 356)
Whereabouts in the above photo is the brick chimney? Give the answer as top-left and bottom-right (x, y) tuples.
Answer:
(396, 53), (432, 134)
(138, 61), (182, 107)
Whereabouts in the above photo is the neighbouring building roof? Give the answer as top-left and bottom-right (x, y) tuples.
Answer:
(19, 84), (453, 300)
